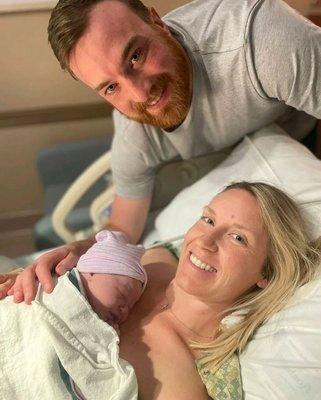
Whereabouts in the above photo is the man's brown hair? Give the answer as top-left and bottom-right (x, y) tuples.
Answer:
(48, 0), (150, 73)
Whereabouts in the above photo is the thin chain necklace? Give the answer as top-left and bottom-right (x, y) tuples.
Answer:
(160, 302), (215, 341)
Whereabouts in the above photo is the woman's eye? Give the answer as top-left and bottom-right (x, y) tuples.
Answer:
(131, 50), (141, 65)
(105, 83), (117, 94)
(231, 233), (246, 244)
(201, 216), (215, 226)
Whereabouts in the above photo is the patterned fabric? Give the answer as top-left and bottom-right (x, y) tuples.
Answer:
(161, 238), (184, 260)
(196, 354), (243, 400)
(162, 242), (181, 260)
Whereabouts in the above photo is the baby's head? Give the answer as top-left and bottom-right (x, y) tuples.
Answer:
(76, 230), (147, 329)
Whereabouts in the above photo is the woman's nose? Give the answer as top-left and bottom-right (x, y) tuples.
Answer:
(199, 231), (219, 252)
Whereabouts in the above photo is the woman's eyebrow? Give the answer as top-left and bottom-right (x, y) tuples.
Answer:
(203, 205), (256, 237)
(203, 205), (216, 215)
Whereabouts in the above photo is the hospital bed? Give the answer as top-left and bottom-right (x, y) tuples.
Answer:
(49, 123), (321, 400)
(48, 122), (321, 245)
(1, 123), (321, 399)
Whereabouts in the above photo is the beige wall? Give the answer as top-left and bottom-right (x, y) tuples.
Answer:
(0, 118), (113, 215)
(0, 9), (107, 219)
(1, 12), (96, 112)
(144, 0), (192, 16)
(0, 0), (313, 221)
(285, 0), (312, 14)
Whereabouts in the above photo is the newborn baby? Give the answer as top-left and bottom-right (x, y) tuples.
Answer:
(76, 229), (147, 330)
(0, 230), (146, 400)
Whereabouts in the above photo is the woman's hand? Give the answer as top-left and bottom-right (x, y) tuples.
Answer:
(8, 238), (95, 304)
(0, 268), (23, 299)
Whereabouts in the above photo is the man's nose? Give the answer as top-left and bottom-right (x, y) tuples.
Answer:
(125, 77), (151, 104)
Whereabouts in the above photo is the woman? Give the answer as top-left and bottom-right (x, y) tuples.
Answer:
(2, 182), (320, 399)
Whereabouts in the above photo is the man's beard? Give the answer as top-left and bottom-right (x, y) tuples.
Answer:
(123, 28), (191, 130)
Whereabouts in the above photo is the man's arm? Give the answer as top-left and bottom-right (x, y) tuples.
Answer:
(250, 0), (321, 118)
(10, 194), (151, 304)
(106, 194), (151, 244)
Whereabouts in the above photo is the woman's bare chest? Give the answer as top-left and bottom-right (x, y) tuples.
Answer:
(119, 315), (209, 400)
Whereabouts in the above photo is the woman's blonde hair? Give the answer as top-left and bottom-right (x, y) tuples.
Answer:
(194, 181), (321, 372)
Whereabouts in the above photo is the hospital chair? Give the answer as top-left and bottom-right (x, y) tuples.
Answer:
(33, 136), (112, 250)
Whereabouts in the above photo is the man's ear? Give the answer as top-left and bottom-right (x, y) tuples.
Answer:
(148, 7), (171, 34)
(257, 278), (268, 289)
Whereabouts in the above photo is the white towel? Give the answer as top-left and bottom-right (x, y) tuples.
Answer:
(0, 270), (138, 400)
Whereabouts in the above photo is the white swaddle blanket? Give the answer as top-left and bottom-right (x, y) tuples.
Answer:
(0, 270), (138, 400)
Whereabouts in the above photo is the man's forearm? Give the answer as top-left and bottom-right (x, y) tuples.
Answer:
(105, 194), (152, 244)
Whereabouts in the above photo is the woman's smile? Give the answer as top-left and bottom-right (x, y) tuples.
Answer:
(189, 252), (217, 273)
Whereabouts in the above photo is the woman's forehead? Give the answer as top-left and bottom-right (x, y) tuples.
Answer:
(207, 189), (265, 232)
(209, 188), (256, 208)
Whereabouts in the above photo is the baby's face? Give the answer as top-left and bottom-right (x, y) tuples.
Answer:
(80, 273), (143, 328)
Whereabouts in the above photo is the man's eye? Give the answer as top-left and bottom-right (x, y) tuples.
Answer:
(105, 83), (117, 94)
(200, 216), (215, 226)
(131, 50), (141, 65)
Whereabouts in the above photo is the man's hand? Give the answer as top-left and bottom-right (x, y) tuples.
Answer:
(0, 268), (23, 299)
(5, 194), (150, 305)
(8, 238), (94, 304)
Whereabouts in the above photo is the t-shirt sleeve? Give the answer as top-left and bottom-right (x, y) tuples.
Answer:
(111, 111), (156, 198)
(249, 0), (321, 118)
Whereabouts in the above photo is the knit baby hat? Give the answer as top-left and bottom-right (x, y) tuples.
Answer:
(76, 230), (147, 290)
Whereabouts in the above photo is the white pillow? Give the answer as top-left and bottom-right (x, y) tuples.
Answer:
(155, 123), (321, 399)
(155, 124), (321, 241)
(240, 269), (321, 400)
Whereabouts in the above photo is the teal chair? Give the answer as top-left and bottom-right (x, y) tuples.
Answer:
(33, 137), (112, 250)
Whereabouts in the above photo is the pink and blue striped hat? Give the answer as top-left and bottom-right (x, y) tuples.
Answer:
(76, 230), (147, 290)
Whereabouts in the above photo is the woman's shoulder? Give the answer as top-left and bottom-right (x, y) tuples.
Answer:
(142, 247), (178, 285)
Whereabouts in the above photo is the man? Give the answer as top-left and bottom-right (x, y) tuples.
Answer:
(10, 0), (321, 301)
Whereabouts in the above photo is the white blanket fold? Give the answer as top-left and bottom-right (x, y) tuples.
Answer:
(0, 272), (138, 400)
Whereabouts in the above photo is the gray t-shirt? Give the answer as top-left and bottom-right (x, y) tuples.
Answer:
(111, 0), (320, 198)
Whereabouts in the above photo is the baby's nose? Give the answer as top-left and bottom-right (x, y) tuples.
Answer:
(119, 305), (130, 323)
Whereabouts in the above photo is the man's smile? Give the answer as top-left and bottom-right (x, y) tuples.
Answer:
(146, 85), (170, 112)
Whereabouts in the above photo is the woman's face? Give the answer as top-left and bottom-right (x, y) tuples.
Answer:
(174, 189), (268, 306)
